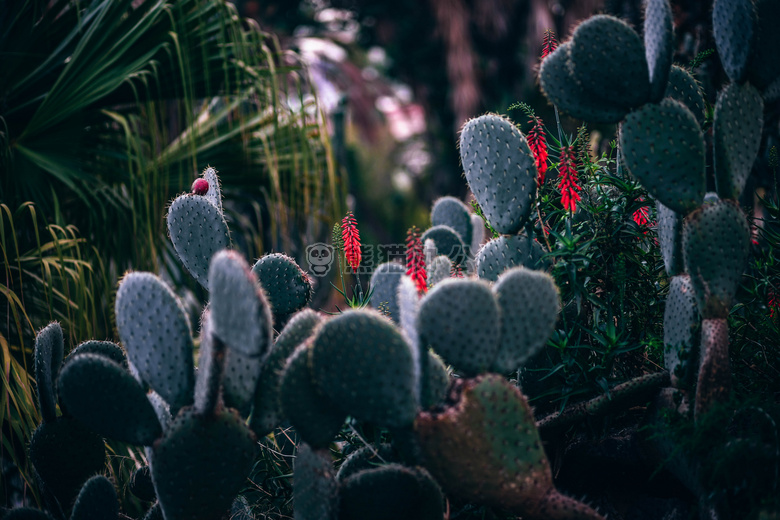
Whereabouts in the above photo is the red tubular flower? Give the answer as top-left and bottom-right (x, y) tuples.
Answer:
(406, 226), (427, 294)
(450, 263), (464, 278)
(769, 290), (779, 319)
(341, 211), (361, 271)
(633, 199), (650, 228)
(557, 146), (581, 213)
(542, 29), (558, 59)
(526, 117), (548, 185)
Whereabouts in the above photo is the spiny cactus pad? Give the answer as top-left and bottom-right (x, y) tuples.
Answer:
(492, 267), (560, 374)
(193, 313), (225, 415)
(67, 340), (127, 369)
(250, 309), (323, 436)
(150, 406), (257, 520)
(426, 255), (452, 287)
(280, 343), (345, 448)
(369, 262), (406, 323)
(70, 475), (119, 520)
(34, 322), (64, 424)
(420, 225), (466, 266)
(210, 250), (273, 358)
(683, 199), (750, 319)
(476, 234), (548, 281)
(656, 201), (685, 276)
(620, 99), (705, 214)
(431, 196), (472, 249)
(293, 443), (339, 520)
(459, 114), (537, 234)
(58, 353), (163, 445)
(311, 309), (418, 429)
(695, 318), (731, 420)
(422, 350), (450, 410)
(644, 0), (674, 102)
(713, 82), (764, 201)
(251, 253), (312, 324)
(167, 194), (230, 288)
(336, 444), (399, 481)
(415, 375), (604, 519)
(417, 278), (500, 377)
(398, 275), (422, 361)
(201, 166), (222, 213)
(338, 464), (444, 520)
(29, 417), (106, 507)
(712, 0), (756, 84)
(664, 275), (699, 389)
(664, 65), (706, 127)
(470, 214), (486, 253)
(570, 15), (650, 109)
(540, 42), (628, 124)
(116, 272), (194, 414)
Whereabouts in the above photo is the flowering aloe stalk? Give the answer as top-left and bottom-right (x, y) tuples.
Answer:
(341, 211), (361, 271)
(526, 118), (548, 185)
(542, 29), (558, 59)
(406, 226), (428, 294)
(558, 146), (581, 213)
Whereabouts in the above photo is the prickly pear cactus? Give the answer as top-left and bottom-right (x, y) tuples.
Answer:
(431, 196), (472, 250)
(459, 114), (537, 234)
(656, 201), (685, 277)
(664, 275), (699, 389)
(420, 225), (466, 266)
(369, 262), (406, 322)
(644, 0), (674, 102)
(293, 443), (339, 520)
(475, 234), (548, 281)
(251, 252), (312, 325)
(664, 65), (706, 126)
(712, 0), (756, 84)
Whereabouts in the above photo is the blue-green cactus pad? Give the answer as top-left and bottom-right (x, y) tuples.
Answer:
(476, 234), (549, 281)
(311, 310), (418, 428)
(665, 65), (706, 127)
(713, 0), (756, 84)
(417, 278), (500, 377)
(459, 114), (537, 234)
(620, 99), (705, 214)
(34, 322), (64, 424)
(644, 0), (674, 102)
(431, 197), (472, 249)
(369, 262), (406, 323)
(116, 272), (194, 414)
(71, 475), (119, 520)
(201, 166), (222, 213)
(58, 353), (163, 445)
(664, 274), (699, 388)
(166, 194), (230, 288)
(251, 253), (313, 323)
(293, 443), (339, 520)
(426, 255), (452, 288)
(151, 406), (257, 520)
(67, 340), (127, 369)
(421, 225), (467, 266)
(656, 201), (685, 277)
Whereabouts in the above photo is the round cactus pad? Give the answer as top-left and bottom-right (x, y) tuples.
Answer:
(656, 201), (685, 277)
(34, 322), (64, 424)
(251, 253), (313, 323)
(459, 114), (537, 234)
(540, 43), (628, 124)
(67, 340), (127, 369)
(58, 353), (163, 445)
(310, 310), (418, 428)
(431, 196), (472, 248)
(664, 274), (699, 388)
(417, 278), (500, 377)
(491, 267), (560, 374)
(644, 0), (674, 102)
(166, 194), (230, 288)
(421, 225), (467, 266)
(683, 199), (750, 319)
(293, 443), (339, 520)
(426, 255), (452, 288)
(415, 375), (604, 519)
(665, 65), (706, 127)
(369, 262), (406, 323)
(151, 406), (257, 520)
(570, 15), (650, 109)
(620, 99), (705, 215)
(476, 234), (549, 281)
(116, 272), (194, 414)
(71, 476), (119, 520)
(713, 0), (756, 84)
(201, 166), (222, 213)
(713, 82), (763, 201)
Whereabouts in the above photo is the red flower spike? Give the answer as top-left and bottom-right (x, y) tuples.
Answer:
(450, 263), (464, 278)
(526, 118), (548, 185)
(341, 212), (361, 271)
(406, 227), (427, 294)
(557, 146), (581, 213)
(769, 290), (779, 319)
(542, 29), (558, 59)
(633, 199), (650, 229)
(191, 178), (209, 196)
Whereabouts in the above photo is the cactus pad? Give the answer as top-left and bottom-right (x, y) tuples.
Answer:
(422, 350), (450, 410)
(415, 375), (604, 519)
(151, 406), (257, 520)
(747, 0), (780, 90)
(58, 353), (163, 445)
(34, 322), (64, 424)
(665, 65), (706, 127)
(540, 43), (629, 124)
(336, 444), (399, 481)
(664, 275), (700, 389)
(683, 199), (750, 319)
(129, 466), (156, 502)
(426, 255), (452, 287)
(476, 234), (549, 281)
(280, 343), (345, 448)
(470, 214), (486, 253)
(644, 0), (674, 102)
(339, 464), (444, 520)
(656, 202), (685, 276)
(713, 82), (764, 201)
(491, 267), (560, 374)
(620, 99), (705, 214)
(459, 114), (537, 234)
(369, 262), (406, 323)
(67, 340), (127, 369)
(397, 275), (422, 361)
(250, 309), (323, 436)
(420, 225), (467, 266)
(116, 272), (194, 414)
(712, 0), (756, 84)
(251, 253), (313, 324)
(293, 443), (339, 520)
(310, 310), (418, 428)
(70, 475), (119, 520)
(201, 166), (222, 213)
(570, 15), (650, 109)
(695, 318), (731, 420)
(417, 278), (500, 377)
(431, 196), (472, 249)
